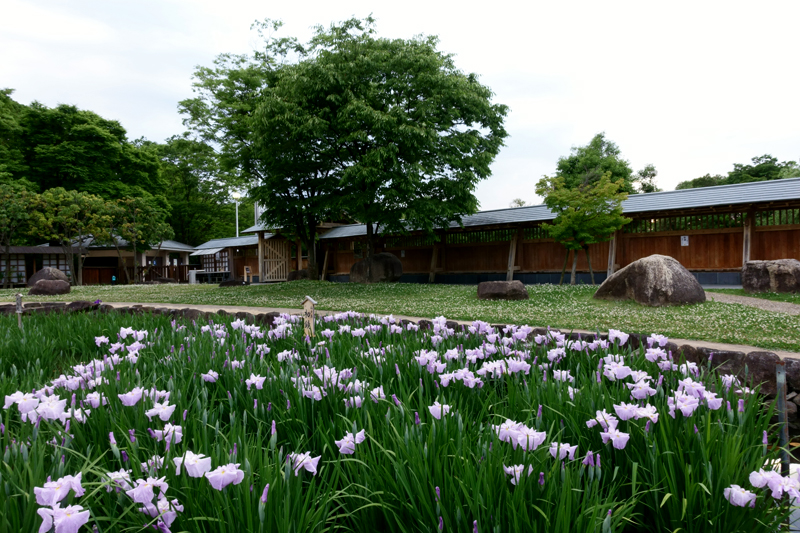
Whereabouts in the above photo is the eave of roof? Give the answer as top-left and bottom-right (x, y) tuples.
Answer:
(320, 178), (800, 239)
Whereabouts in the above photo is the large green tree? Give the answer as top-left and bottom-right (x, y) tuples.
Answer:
(554, 133), (658, 194)
(185, 18), (508, 281)
(100, 196), (174, 283)
(1, 92), (166, 199)
(34, 188), (111, 286)
(536, 173), (630, 285)
(155, 135), (249, 246)
(0, 182), (40, 287)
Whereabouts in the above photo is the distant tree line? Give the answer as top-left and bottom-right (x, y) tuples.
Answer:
(0, 89), (252, 248)
(676, 155), (800, 190)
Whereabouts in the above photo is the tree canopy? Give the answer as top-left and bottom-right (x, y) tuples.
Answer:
(554, 133), (658, 194)
(536, 173), (630, 284)
(676, 155), (800, 190)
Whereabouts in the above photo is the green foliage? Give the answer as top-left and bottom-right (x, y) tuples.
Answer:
(0, 89), (28, 182)
(305, 18), (509, 255)
(0, 182), (41, 287)
(5, 98), (166, 198)
(676, 155), (800, 190)
(33, 188), (111, 285)
(554, 133), (636, 193)
(0, 310), (789, 532)
(536, 173), (630, 252)
(100, 196), (174, 282)
(632, 164), (661, 193)
(156, 135), (248, 246)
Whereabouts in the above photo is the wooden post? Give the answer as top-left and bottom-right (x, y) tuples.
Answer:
(606, 231), (618, 278)
(296, 239), (302, 271)
(257, 232), (264, 283)
(742, 210), (754, 266)
(302, 296), (316, 339)
(15, 293), (22, 329)
(429, 244), (438, 283)
(506, 232), (518, 282)
(321, 247), (329, 281)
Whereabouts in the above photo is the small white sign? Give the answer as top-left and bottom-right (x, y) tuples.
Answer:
(680, 235), (689, 247)
(400, 250), (405, 258)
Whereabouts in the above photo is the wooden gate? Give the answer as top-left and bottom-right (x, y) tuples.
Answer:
(262, 239), (290, 282)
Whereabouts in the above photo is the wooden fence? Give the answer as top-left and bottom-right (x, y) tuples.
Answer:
(322, 209), (800, 281)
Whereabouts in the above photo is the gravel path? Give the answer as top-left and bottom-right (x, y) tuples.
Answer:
(705, 291), (800, 316)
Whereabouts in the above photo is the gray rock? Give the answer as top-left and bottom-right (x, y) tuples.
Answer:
(287, 269), (311, 282)
(256, 312), (280, 328)
(180, 308), (204, 322)
(234, 311), (256, 324)
(477, 280), (530, 301)
(28, 279), (70, 296)
(679, 344), (702, 366)
(350, 253), (403, 283)
(219, 280), (249, 287)
(65, 301), (99, 313)
(744, 351), (780, 396)
(27, 267), (69, 287)
(708, 350), (747, 377)
(155, 277), (177, 284)
(417, 319), (433, 331)
(742, 259), (800, 293)
(593, 254), (706, 306)
(785, 358), (800, 392)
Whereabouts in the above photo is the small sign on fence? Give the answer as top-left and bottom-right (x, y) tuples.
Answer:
(680, 235), (689, 247)
(302, 296), (317, 338)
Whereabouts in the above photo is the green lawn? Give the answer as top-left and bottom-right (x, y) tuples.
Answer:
(707, 288), (800, 305)
(2, 281), (799, 352)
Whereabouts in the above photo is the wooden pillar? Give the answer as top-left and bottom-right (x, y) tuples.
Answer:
(607, 231), (618, 278)
(429, 244), (438, 283)
(321, 247), (329, 281)
(296, 239), (302, 271)
(257, 232), (264, 282)
(742, 210), (754, 265)
(516, 228), (524, 271)
(506, 231), (518, 282)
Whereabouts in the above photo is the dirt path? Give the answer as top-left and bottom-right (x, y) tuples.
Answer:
(705, 291), (800, 316)
(100, 301), (800, 359)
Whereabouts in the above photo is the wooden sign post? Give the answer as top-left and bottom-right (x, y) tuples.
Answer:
(15, 293), (23, 329)
(302, 296), (317, 338)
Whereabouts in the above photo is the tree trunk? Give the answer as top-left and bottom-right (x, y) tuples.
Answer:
(77, 247), (84, 286)
(570, 250), (578, 285)
(114, 243), (131, 284)
(365, 221), (374, 283)
(585, 246), (595, 285)
(3, 244), (11, 289)
(559, 250), (570, 285)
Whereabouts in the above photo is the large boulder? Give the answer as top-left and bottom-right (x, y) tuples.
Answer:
(219, 280), (249, 287)
(593, 254), (705, 306)
(744, 351), (781, 396)
(477, 280), (530, 301)
(742, 259), (800, 293)
(27, 267), (69, 287)
(350, 253), (403, 283)
(287, 269), (311, 281)
(28, 279), (71, 296)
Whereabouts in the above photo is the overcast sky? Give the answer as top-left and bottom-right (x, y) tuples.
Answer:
(3, 0), (799, 210)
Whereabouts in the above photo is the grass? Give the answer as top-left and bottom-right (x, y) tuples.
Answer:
(1, 281), (799, 352)
(707, 288), (800, 305)
(0, 310), (788, 532)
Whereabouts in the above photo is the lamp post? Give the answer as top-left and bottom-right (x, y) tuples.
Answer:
(232, 192), (241, 238)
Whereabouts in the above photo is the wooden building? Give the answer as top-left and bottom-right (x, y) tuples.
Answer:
(315, 178), (800, 285)
(0, 246), (77, 286)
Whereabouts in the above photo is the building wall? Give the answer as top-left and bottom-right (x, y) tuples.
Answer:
(323, 217), (800, 284)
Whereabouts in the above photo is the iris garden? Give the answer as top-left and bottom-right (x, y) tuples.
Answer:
(0, 309), (793, 532)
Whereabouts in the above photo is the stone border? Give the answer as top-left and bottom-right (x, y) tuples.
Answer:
(3, 300), (797, 426)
